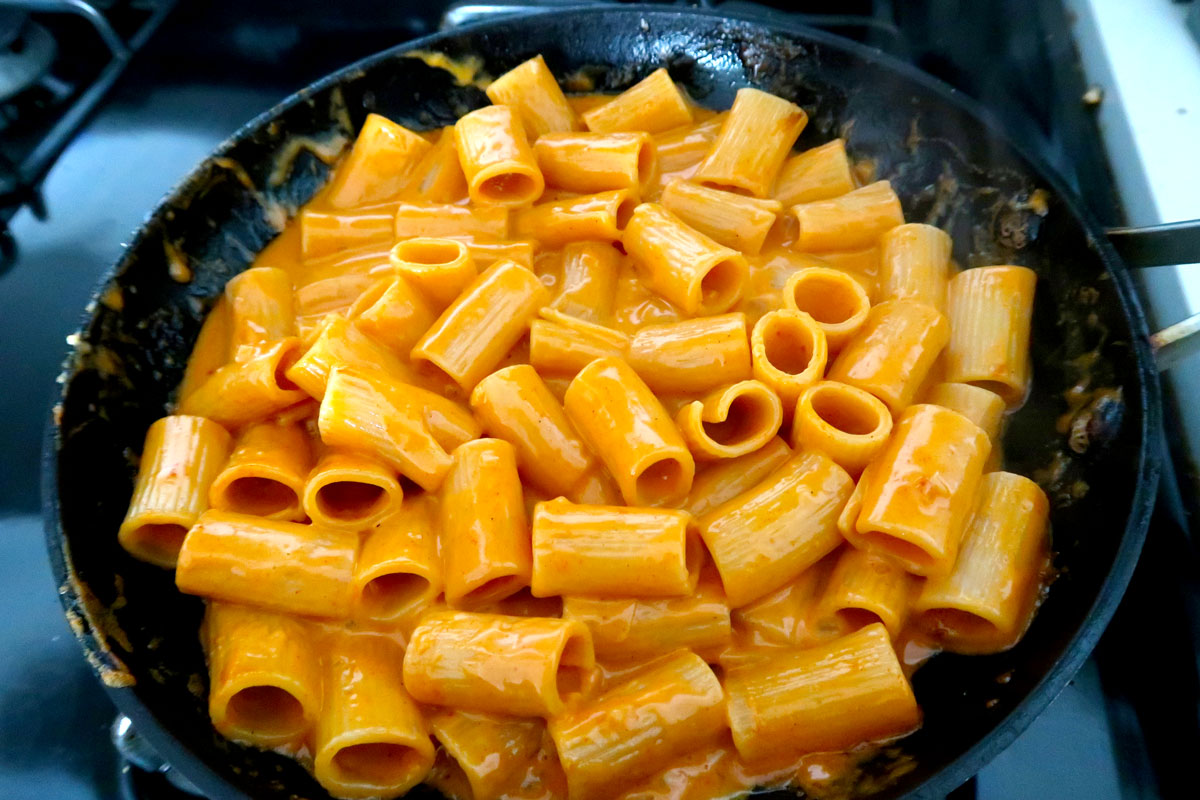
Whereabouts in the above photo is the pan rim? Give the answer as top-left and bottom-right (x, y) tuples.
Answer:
(41, 6), (1162, 800)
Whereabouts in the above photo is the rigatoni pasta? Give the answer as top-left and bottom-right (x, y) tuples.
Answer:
(725, 623), (920, 761)
(313, 633), (434, 799)
(119, 415), (232, 568)
(580, 67), (693, 134)
(486, 54), (581, 138)
(531, 498), (700, 598)
(623, 202), (748, 315)
(118, 57), (1054, 800)
(209, 421), (310, 521)
(944, 265), (1038, 405)
(846, 404), (991, 576)
(913, 471), (1050, 653)
(698, 449), (853, 607)
(694, 87), (807, 197)
(563, 356), (695, 507)
(203, 602), (321, 749)
(403, 610), (594, 717)
(453, 104), (544, 206)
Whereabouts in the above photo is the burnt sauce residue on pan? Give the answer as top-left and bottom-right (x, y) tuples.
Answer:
(49, 13), (1147, 800)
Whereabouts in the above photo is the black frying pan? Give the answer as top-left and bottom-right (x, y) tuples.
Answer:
(43, 6), (1164, 799)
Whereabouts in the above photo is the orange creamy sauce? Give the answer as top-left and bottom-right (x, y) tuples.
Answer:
(173, 76), (1048, 799)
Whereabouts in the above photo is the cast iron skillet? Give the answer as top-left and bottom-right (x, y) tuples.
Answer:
(43, 6), (1161, 799)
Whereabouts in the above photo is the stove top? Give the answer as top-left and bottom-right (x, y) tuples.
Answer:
(1, 2), (1196, 799)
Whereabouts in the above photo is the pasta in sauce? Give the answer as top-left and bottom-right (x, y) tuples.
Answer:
(117, 55), (1051, 800)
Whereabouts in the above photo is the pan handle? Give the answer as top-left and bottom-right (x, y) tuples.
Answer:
(1106, 220), (1200, 371)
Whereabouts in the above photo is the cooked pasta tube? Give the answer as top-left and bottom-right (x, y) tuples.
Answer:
(225, 267), (294, 355)
(427, 711), (565, 800)
(771, 139), (855, 206)
(512, 189), (635, 247)
(293, 273), (376, 340)
(440, 438), (532, 607)
(682, 436), (792, 518)
(177, 510), (357, 618)
(285, 315), (418, 401)
(209, 421), (310, 521)
(791, 180), (904, 251)
(454, 104), (544, 207)
(178, 338), (307, 430)
(485, 54), (581, 137)
(411, 259), (550, 390)
(348, 275), (436, 353)
(393, 200), (508, 240)
(913, 471), (1049, 653)
(469, 364), (596, 497)
(563, 356), (695, 507)
(530, 498), (701, 598)
(327, 113), (432, 208)
(944, 265), (1037, 406)
(548, 650), (725, 800)
(660, 180), (781, 255)
(725, 623), (920, 761)
(562, 570), (732, 662)
(791, 381), (893, 476)
(549, 241), (620, 322)
(388, 237), (477, 308)
(750, 310), (828, 410)
(926, 382), (1007, 445)
(815, 546), (914, 639)
(580, 68), (693, 134)
(529, 311), (629, 376)
(535, 131), (655, 195)
(623, 202), (748, 315)
(653, 112), (726, 173)
(314, 633), (434, 799)
(178, 295), (230, 404)
(118, 415), (232, 568)
(404, 128), (468, 203)
(694, 87), (808, 197)
(303, 450), (403, 531)
(698, 449), (853, 607)
(318, 368), (453, 491)
(203, 602), (321, 748)
(301, 203), (397, 259)
(827, 300), (950, 415)
(848, 404), (991, 576)
(403, 610), (594, 716)
(879, 223), (953, 310)
(676, 380), (783, 461)
(782, 266), (871, 351)
(626, 313), (751, 394)
(353, 495), (442, 622)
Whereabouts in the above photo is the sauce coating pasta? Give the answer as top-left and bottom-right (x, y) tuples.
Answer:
(117, 54), (1052, 800)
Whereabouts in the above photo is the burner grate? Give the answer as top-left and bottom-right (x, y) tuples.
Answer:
(0, 0), (176, 274)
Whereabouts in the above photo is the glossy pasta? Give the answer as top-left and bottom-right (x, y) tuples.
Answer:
(116, 57), (1053, 800)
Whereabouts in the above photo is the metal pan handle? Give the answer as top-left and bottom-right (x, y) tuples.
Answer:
(1107, 220), (1200, 371)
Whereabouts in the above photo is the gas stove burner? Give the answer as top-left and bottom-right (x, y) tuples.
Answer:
(0, 11), (56, 104)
